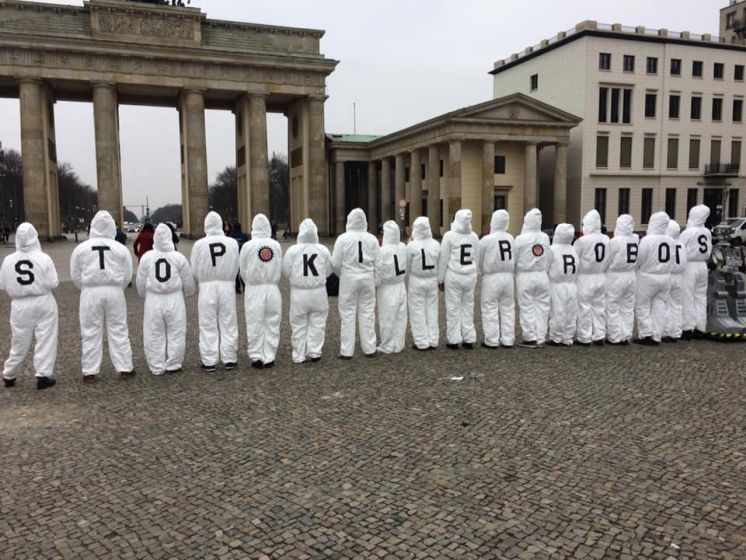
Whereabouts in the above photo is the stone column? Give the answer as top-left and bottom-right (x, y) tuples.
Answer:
(524, 142), (538, 211)
(394, 153), (405, 228)
(427, 145), (440, 229)
(249, 94), (269, 218)
(553, 143), (568, 225)
(409, 149), (422, 226)
(92, 83), (122, 227)
(235, 96), (251, 228)
(381, 157), (392, 222)
(481, 141), (495, 234)
(178, 89), (208, 238)
(447, 140), (462, 233)
(307, 96), (328, 233)
(335, 161), (345, 234)
(19, 79), (60, 240)
(367, 161), (378, 233)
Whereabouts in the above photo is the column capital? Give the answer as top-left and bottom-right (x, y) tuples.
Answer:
(307, 94), (329, 102)
(91, 81), (118, 90)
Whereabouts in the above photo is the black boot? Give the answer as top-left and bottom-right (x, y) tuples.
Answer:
(4, 378), (16, 388)
(263, 361), (275, 369)
(462, 342), (475, 350)
(251, 360), (264, 369)
(446, 343), (459, 350)
(634, 336), (659, 346)
(37, 377), (56, 390)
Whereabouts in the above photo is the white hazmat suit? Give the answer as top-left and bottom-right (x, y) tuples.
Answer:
(438, 209), (480, 348)
(136, 224), (195, 374)
(70, 210), (134, 378)
(191, 211), (240, 370)
(664, 220), (687, 340)
(515, 209), (551, 345)
(478, 210), (515, 348)
(377, 221), (408, 353)
(573, 210), (609, 344)
(548, 223), (578, 346)
(0, 223), (59, 388)
(635, 212), (673, 343)
(331, 208), (381, 358)
(679, 205), (713, 337)
(605, 214), (639, 344)
(407, 217), (440, 350)
(240, 214), (283, 367)
(282, 218), (332, 363)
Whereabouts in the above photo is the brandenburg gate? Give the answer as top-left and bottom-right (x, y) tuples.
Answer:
(0, 0), (337, 239)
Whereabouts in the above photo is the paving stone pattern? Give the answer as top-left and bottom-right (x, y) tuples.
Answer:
(0, 282), (744, 559)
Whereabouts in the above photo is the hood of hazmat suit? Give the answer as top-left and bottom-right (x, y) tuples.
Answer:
(521, 208), (542, 235)
(553, 223), (575, 245)
(15, 222), (42, 253)
(154, 223), (174, 252)
(382, 220), (401, 246)
(615, 214), (634, 237)
(346, 208), (368, 232)
(204, 211), (225, 237)
(412, 216), (433, 240)
(252, 213), (272, 239)
(451, 209), (473, 234)
(647, 212), (670, 235)
(90, 210), (116, 239)
(666, 220), (681, 240)
(687, 204), (710, 228)
(490, 209), (509, 234)
(297, 218), (319, 244)
(581, 209), (602, 235)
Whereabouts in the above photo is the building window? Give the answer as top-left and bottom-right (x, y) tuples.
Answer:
(665, 188), (677, 220)
(530, 74), (538, 91)
(735, 64), (744, 81)
(641, 188), (653, 224)
(726, 12), (737, 29)
(714, 62), (724, 79)
(643, 136), (656, 169)
(493, 155), (506, 174)
(646, 57), (658, 74)
(711, 139), (722, 166)
(620, 136), (633, 168)
(439, 159), (444, 177)
(494, 194), (507, 210)
(667, 137), (679, 169)
(599, 87), (632, 124)
(692, 60), (703, 77)
(691, 96), (702, 120)
(731, 140), (742, 166)
(404, 167), (410, 182)
(689, 138), (701, 169)
(623, 55), (635, 72)
(733, 99), (743, 123)
(712, 98), (723, 121)
(596, 135), (609, 168)
(644, 93), (657, 118)
(687, 188), (698, 212)
(594, 188), (607, 224)
(599, 52), (611, 70)
(729, 189), (740, 218)
(669, 95), (680, 119)
(618, 188), (630, 215)
(670, 58), (682, 76)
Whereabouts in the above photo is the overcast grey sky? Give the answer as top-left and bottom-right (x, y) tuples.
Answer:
(0, 0), (724, 212)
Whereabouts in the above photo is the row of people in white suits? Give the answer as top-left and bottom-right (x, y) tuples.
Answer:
(0, 202), (713, 388)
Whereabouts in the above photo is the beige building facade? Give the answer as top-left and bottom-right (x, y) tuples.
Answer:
(0, 0), (337, 239)
(492, 16), (746, 230)
(327, 94), (580, 237)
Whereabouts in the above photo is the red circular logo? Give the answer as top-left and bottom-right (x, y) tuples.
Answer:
(258, 246), (274, 262)
(532, 244), (544, 257)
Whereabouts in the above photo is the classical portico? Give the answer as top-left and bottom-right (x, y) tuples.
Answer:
(328, 94), (581, 237)
(0, 0), (337, 239)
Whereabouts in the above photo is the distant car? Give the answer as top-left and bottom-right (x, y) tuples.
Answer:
(713, 217), (746, 245)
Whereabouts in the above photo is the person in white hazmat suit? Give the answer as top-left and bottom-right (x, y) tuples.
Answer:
(663, 219), (687, 342)
(190, 211), (240, 372)
(514, 208), (551, 346)
(438, 209), (480, 349)
(679, 204), (713, 339)
(282, 218), (332, 363)
(0, 223), (59, 390)
(547, 223), (578, 346)
(406, 216), (440, 350)
(331, 208), (381, 359)
(477, 209), (515, 348)
(70, 210), (134, 383)
(605, 214), (639, 345)
(377, 221), (408, 354)
(136, 223), (195, 375)
(240, 213), (283, 368)
(573, 209), (610, 345)
(635, 211), (673, 345)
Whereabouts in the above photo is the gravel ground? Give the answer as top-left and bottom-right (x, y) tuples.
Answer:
(0, 238), (744, 559)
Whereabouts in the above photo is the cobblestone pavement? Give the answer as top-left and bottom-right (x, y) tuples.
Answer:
(0, 276), (745, 558)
